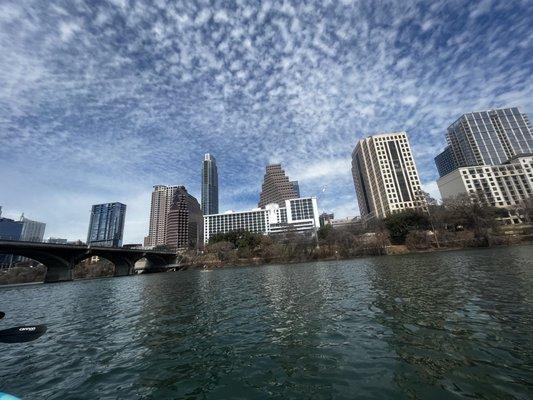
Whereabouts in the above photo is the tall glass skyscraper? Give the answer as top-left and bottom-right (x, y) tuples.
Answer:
(87, 202), (126, 247)
(434, 146), (458, 177)
(439, 107), (532, 175)
(201, 154), (218, 215)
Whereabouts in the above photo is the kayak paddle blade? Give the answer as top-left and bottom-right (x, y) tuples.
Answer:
(0, 325), (47, 343)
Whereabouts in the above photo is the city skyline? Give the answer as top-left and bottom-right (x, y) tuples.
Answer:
(1, 1), (532, 243)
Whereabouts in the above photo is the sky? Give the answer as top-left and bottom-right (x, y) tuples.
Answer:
(0, 0), (532, 243)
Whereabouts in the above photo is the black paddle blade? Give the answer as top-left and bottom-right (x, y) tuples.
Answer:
(0, 311), (4, 320)
(0, 325), (47, 343)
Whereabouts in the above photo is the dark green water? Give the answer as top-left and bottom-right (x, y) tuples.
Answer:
(1, 246), (532, 399)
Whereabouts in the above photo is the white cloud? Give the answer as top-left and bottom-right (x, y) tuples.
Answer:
(0, 0), (531, 243)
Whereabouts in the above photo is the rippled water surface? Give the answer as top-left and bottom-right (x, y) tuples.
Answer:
(1, 246), (533, 399)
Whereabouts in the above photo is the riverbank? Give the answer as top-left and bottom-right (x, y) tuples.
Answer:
(1, 235), (531, 285)
(179, 236), (533, 270)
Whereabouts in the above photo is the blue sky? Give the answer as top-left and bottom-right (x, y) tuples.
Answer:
(1, 0), (532, 243)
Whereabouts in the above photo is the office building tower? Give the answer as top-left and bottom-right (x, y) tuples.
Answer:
(204, 197), (319, 243)
(258, 164), (299, 208)
(165, 186), (203, 251)
(87, 202), (126, 247)
(351, 132), (426, 220)
(0, 217), (23, 266)
(201, 154), (219, 215)
(144, 185), (182, 247)
(435, 146), (458, 178)
(0, 217), (23, 241)
(291, 181), (300, 197)
(437, 155), (533, 224)
(439, 107), (532, 174)
(20, 215), (46, 242)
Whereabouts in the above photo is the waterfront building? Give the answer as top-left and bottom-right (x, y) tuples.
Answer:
(204, 197), (320, 244)
(20, 216), (46, 242)
(201, 153), (219, 215)
(144, 185), (182, 247)
(437, 155), (533, 224)
(165, 186), (203, 251)
(87, 202), (126, 247)
(435, 107), (532, 177)
(258, 164), (299, 208)
(351, 132), (426, 221)
(319, 212), (334, 227)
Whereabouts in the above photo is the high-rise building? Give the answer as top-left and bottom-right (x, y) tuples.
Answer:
(258, 164), (299, 208)
(434, 146), (458, 178)
(436, 107), (532, 176)
(0, 217), (23, 267)
(204, 197), (320, 243)
(0, 217), (23, 241)
(437, 155), (533, 224)
(201, 153), (219, 215)
(351, 132), (426, 220)
(165, 186), (203, 251)
(144, 185), (182, 247)
(87, 202), (126, 247)
(20, 215), (46, 242)
(291, 181), (300, 197)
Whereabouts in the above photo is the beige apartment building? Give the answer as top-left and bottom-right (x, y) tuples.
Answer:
(144, 185), (181, 247)
(437, 155), (533, 224)
(351, 132), (426, 220)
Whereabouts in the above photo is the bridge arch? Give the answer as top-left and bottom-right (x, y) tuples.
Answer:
(0, 249), (72, 282)
(71, 252), (135, 278)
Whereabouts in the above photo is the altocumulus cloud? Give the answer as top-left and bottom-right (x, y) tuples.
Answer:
(0, 0), (531, 242)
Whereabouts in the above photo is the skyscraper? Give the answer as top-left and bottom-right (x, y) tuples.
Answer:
(438, 107), (532, 175)
(0, 217), (23, 267)
(351, 132), (426, 220)
(290, 181), (300, 197)
(434, 146), (458, 178)
(20, 215), (46, 242)
(258, 164), (299, 208)
(0, 217), (23, 241)
(201, 153), (219, 215)
(87, 202), (126, 247)
(144, 185), (181, 247)
(165, 186), (203, 251)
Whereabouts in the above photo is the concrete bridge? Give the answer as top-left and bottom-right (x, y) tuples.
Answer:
(0, 240), (177, 283)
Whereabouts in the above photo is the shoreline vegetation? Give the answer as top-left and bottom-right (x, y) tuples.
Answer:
(1, 197), (532, 285)
(179, 196), (533, 269)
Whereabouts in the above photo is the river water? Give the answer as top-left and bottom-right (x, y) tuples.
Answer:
(1, 246), (532, 399)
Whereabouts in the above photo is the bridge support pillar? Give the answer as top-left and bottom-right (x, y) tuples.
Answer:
(114, 262), (132, 277)
(44, 265), (73, 283)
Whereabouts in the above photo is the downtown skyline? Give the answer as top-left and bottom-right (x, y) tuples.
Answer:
(1, 0), (532, 243)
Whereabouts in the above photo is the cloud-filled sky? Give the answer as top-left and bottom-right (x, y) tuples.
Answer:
(1, 0), (532, 243)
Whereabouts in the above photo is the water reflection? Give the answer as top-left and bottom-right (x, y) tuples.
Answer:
(0, 246), (532, 399)
(368, 248), (533, 399)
